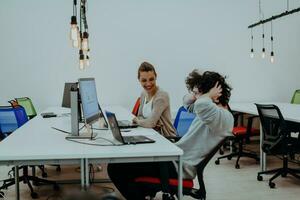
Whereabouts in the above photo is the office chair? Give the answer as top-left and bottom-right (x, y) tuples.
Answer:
(131, 97), (141, 116)
(0, 106), (59, 198)
(291, 89), (300, 104)
(173, 106), (196, 137)
(255, 104), (300, 188)
(215, 105), (259, 169)
(134, 138), (226, 200)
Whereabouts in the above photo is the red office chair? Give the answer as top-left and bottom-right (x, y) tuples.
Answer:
(131, 97), (141, 116)
(134, 139), (226, 200)
(215, 106), (259, 169)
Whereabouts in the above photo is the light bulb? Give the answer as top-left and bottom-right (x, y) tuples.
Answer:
(72, 39), (79, 48)
(81, 32), (89, 51)
(85, 55), (90, 67)
(262, 48), (266, 58)
(79, 50), (85, 70)
(250, 49), (254, 58)
(270, 51), (274, 63)
(70, 16), (78, 41)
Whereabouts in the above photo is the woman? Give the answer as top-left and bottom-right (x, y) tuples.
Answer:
(108, 70), (234, 199)
(132, 61), (176, 137)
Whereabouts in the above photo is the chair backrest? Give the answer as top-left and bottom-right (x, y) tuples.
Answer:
(291, 89), (300, 104)
(173, 106), (196, 137)
(131, 97), (141, 116)
(15, 97), (37, 119)
(0, 106), (28, 137)
(255, 104), (287, 153)
(194, 138), (226, 199)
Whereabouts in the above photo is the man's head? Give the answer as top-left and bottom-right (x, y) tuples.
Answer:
(185, 70), (232, 106)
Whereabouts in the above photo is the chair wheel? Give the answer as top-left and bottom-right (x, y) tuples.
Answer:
(31, 192), (38, 199)
(53, 184), (60, 191)
(215, 160), (220, 165)
(219, 149), (224, 155)
(42, 172), (48, 178)
(56, 166), (61, 172)
(269, 182), (275, 188)
(257, 175), (263, 181)
(227, 156), (232, 160)
(235, 164), (240, 169)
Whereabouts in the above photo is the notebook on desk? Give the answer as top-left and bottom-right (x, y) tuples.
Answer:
(106, 111), (155, 145)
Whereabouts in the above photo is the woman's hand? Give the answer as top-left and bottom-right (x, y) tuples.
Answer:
(208, 82), (222, 103)
(132, 117), (138, 124)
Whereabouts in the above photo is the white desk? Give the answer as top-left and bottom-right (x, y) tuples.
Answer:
(0, 106), (183, 200)
(230, 102), (300, 171)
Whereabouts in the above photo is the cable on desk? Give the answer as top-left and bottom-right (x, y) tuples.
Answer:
(51, 125), (85, 134)
(65, 137), (124, 146)
(92, 127), (109, 130)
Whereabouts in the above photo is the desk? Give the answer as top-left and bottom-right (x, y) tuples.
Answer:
(230, 102), (300, 171)
(0, 106), (183, 200)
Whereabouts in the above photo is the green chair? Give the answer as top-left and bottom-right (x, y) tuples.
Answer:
(291, 89), (300, 104)
(15, 97), (37, 119)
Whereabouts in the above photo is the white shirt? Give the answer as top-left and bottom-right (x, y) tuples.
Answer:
(142, 96), (153, 118)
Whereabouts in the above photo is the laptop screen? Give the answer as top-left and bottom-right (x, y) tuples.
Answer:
(106, 111), (124, 144)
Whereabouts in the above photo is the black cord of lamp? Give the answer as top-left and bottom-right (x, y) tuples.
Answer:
(250, 28), (254, 58)
(270, 20), (274, 63)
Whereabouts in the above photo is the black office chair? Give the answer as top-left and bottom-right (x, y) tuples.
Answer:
(134, 138), (226, 200)
(256, 104), (300, 188)
(215, 105), (259, 169)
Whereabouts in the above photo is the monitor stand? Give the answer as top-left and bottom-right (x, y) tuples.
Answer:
(67, 89), (98, 140)
(66, 124), (98, 140)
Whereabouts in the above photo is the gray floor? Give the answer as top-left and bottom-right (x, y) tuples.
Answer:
(0, 146), (300, 200)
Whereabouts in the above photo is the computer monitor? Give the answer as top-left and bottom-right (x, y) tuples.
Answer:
(78, 78), (101, 125)
(62, 82), (78, 108)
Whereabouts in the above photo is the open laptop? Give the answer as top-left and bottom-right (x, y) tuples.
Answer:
(117, 119), (138, 129)
(106, 111), (155, 145)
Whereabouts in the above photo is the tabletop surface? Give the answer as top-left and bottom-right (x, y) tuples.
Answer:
(230, 102), (300, 123)
(0, 105), (183, 161)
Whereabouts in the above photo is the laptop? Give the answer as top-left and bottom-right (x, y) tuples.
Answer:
(106, 112), (155, 145)
(117, 120), (138, 129)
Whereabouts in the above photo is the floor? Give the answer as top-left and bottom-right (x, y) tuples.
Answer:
(0, 142), (300, 200)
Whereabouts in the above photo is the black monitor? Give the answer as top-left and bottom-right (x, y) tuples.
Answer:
(62, 82), (78, 108)
(78, 78), (101, 125)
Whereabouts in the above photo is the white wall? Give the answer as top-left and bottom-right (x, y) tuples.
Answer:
(1, 0), (300, 114)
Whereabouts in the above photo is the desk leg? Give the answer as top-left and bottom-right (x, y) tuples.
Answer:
(178, 156), (183, 200)
(259, 124), (266, 171)
(14, 165), (20, 200)
(81, 159), (85, 190)
(85, 158), (89, 188)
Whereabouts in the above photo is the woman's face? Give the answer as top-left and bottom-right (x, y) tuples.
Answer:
(139, 71), (157, 94)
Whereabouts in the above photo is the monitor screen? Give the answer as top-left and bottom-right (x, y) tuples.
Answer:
(62, 82), (78, 108)
(79, 78), (101, 125)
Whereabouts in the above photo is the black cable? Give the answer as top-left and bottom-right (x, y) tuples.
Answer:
(65, 137), (124, 146)
(52, 125), (85, 134)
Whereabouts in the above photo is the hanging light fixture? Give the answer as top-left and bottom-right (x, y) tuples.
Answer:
(69, 0), (90, 70)
(250, 28), (254, 58)
(270, 20), (274, 63)
(261, 24), (266, 59)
